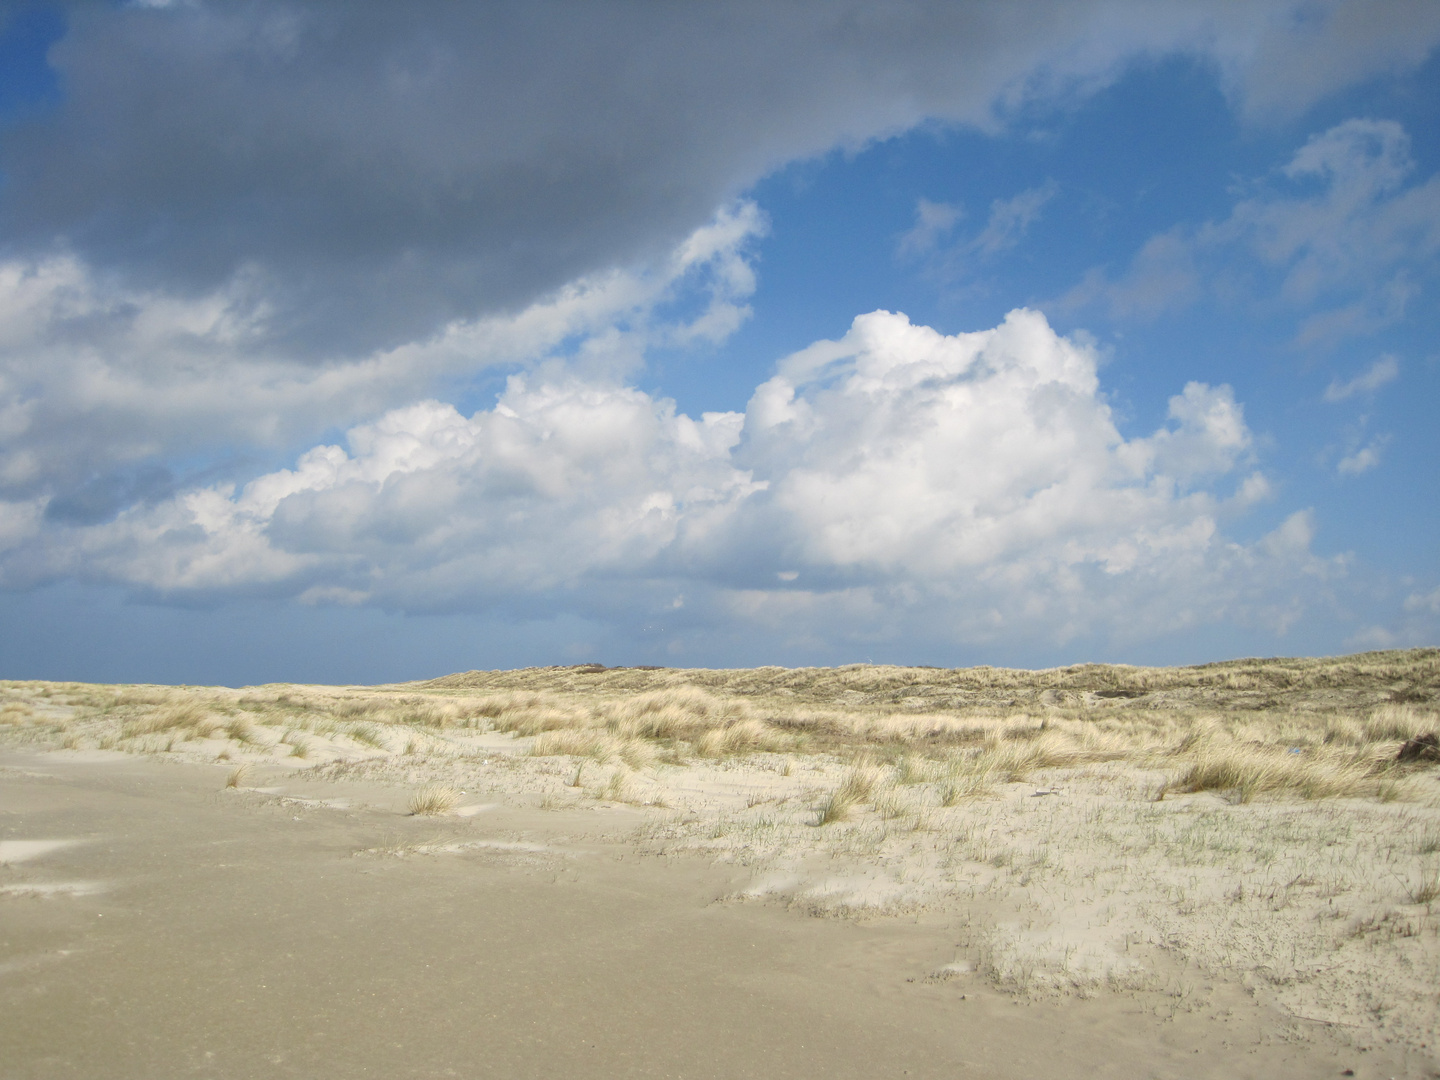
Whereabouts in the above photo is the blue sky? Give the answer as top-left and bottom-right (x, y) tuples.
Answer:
(0, 1), (1437, 684)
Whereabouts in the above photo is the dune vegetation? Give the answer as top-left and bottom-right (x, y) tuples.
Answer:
(8, 648), (1434, 786)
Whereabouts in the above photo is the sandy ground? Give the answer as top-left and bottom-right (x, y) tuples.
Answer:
(2, 744), (1436, 1079)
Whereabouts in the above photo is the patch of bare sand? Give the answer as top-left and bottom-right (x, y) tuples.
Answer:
(0, 839), (86, 864)
(0, 746), (1426, 1080)
(0, 880), (108, 897)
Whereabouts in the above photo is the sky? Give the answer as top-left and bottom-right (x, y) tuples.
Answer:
(0, 0), (1437, 684)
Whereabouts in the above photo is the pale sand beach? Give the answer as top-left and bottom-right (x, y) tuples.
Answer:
(2, 651), (1438, 1078)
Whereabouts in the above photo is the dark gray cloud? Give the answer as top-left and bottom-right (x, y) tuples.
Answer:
(4, 0), (1435, 357)
(43, 464), (173, 525)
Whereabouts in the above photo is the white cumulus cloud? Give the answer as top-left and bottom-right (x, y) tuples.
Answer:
(0, 307), (1336, 652)
(739, 309), (1249, 578)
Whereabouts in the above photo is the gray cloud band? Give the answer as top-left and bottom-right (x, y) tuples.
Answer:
(3, 1), (1436, 355)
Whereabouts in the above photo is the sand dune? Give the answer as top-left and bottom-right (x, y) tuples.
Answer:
(1, 650), (1436, 1077)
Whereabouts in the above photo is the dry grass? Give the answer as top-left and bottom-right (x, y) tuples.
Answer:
(816, 764), (889, 825)
(530, 728), (607, 760)
(531, 729), (656, 769)
(1408, 865), (1440, 906)
(694, 719), (793, 757)
(123, 702), (211, 737)
(939, 759), (997, 805)
(419, 648), (1440, 708)
(224, 717), (261, 745)
(601, 768), (634, 804)
(1418, 826), (1440, 856)
(347, 722), (388, 749)
(0, 702), (34, 724)
(500, 686), (803, 763)
(10, 649), (1426, 805)
(394, 662), (1435, 806)
(814, 788), (855, 826)
(1175, 744), (1387, 802)
(1, 652), (1436, 815)
(1363, 703), (1436, 743)
(408, 784), (462, 816)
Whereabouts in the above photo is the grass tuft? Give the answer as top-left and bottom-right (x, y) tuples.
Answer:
(815, 764), (887, 825)
(602, 768), (634, 803)
(224, 717), (261, 744)
(347, 722), (387, 749)
(1364, 704), (1436, 744)
(1408, 865), (1440, 906)
(123, 701), (221, 739)
(693, 718), (792, 758)
(408, 784), (462, 816)
(1176, 744), (1380, 801)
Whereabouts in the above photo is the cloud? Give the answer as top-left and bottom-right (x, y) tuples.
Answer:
(0, 307), (1336, 651)
(897, 199), (964, 258)
(1405, 586), (1440, 615)
(3, 2), (1436, 357)
(0, 376), (763, 602)
(0, 2), (1419, 658)
(1344, 624), (1397, 650)
(1060, 118), (1440, 341)
(1293, 273), (1416, 347)
(1061, 229), (1203, 319)
(1344, 582), (1440, 652)
(1324, 354), (1399, 401)
(0, 202), (765, 505)
(1215, 0), (1440, 120)
(1336, 437), (1387, 476)
(899, 182), (1057, 276)
(737, 310), (1253, 582)
(1228, 120), (1440, 311)
(970, 181), (1058, 255)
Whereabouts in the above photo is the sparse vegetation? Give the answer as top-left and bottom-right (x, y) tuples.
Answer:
(225, 717), (260, 744)
(1, 652), (1436, 795)
(1408, 865), (1440, 906)
(408, 783), (462, 816)
(1418, 826), (1440, 856)
(816, 764), (888, 824)
(602, 768), (634, 803)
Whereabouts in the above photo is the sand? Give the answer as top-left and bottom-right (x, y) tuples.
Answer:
(0, 747), (1431, 1079)
(1, 657), (1437, 1077)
